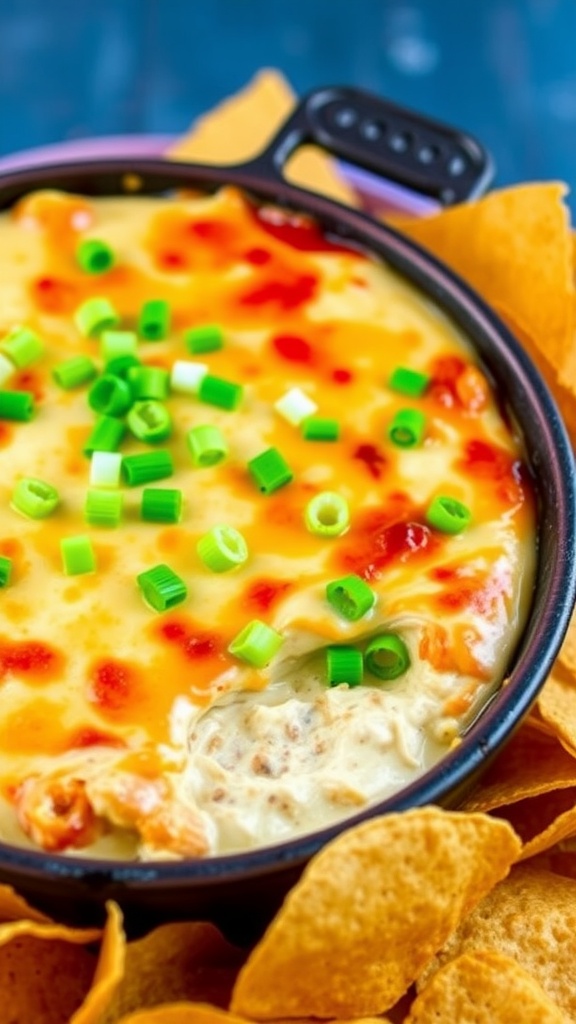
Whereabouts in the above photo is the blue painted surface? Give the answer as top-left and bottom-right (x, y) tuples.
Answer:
(0, 0), (575, 208)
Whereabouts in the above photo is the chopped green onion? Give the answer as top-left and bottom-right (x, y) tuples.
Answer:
(76, 238), (115, 275)
(326, 646), (363, 687)
(11, 477), (59, 519)
(0, 326), (44, 368)
(198, 374), (243, 411)
(0, 555), (12, 588)
(170, 360), (208, 395)
(364, 633), (410, 681)
(105, 354), (141, 378)
(141, 488), (182, 524)
(83, 416), (126, 457)
(84, 488), (123, 527)
(122, 450), (174, 486)
(100, 330), (138, 363)
(89, 451), (123, 488)
(197, 525), (248, 573)
(52, 355), (97, 390)
(88, 374), (133, 416)
(388, 366), (430, 398)
(0, 353), (14, 387)
(137, 563), (187, 612)
(128, 365), (169, 401)
(187, 424), (228, 467)
(301, 416), (340, 441)
(138, 299), (171, 341)
(228, 619), (284, 668)
(425, 495), (472, 534)
(127, 400), (172, 443)
(61, 535), (97, 575)
(0, 390), (35, 422)
(74, 297), (120, 337)
(184, 323), (224, 354)
(305, 492), (349, 537)
(388, 408), (426, 448)
(248, 447), (293, 494)
(274, 386), (318, 426)
(326, 574), (376, 621)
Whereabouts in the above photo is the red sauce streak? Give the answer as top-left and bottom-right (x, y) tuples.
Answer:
(157, 250), (188, 270)
(239, 273), (318, 310)
(428, 354), (467, 409)
(68, 727), (126, 749)
(336, 510), (437, 581)
(0, 422), (13, 448)
(158, 617), (224, 661)
(89, 659), (139, 713)
(188, 218), (235, 245)
(243, 578), (293, 615)
(352, 443), (387, 479)
(13, 368), (44, 401)
(31, 276), (78, 314)
(332, 367), (353, 384)
(0, 639), (63, 681)
(271, 333), (313, 364)
(252, 205), (356, 254)
(244, 247), (272, 266)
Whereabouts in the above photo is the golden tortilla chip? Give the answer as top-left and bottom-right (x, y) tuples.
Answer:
(71, 902), (125, 1024)
(462, 722), (576, 813)
(391, 183), (575, 372)
(230, 808), (520, 1020)
(491, 786), (576, 860)
(536, 666), (576, 757)
(115, 1003), (254, 1024)
(101, 921), (245, 1023)
(169, 69), (355, 206)
(405, 950), (565, 1023)
(418, 865), (576, 1019)
(0, 882), (52, 923)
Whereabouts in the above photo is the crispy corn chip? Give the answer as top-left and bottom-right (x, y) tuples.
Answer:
(169, 69), (355, 205)
(101, 921), (245, 1023)
(537, 666), (576, 756)
(71, 902), (125, 1024)
(406, 950), (565, 1023)
(391, 183), (575, 371)
(491, 786), (576, 860)
(230, 809), (520, 1020)
(115, 1003), (254, 1024)
(418, 865), (576, 1019)
(462, 722), (576, 813)
(0, 917), (101, 1023)
(0, 882), (52, 923)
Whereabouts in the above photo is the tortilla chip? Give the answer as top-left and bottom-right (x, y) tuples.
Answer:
(0, 917), (102, 1023)
(71, 902), (125, 1023)
(101, 921), (245, 1023)
(391, 183), (575, 372)
(418, 865), (576, 1019)
(536, 666), (576, 756)
(115, 1004), (254, 1024)
(230, 808), (520, 1020)
(169, 69), (355, 206)
(462, 722), (576, 813)
(406, 950), (565, 1023)
(0, 882), (52, 923)
(490, 786), (576, 860)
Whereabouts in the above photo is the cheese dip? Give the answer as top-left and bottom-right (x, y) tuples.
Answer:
(0, 186), (536, 859)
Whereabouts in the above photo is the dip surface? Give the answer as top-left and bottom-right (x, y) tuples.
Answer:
(0, 186), (536, 858)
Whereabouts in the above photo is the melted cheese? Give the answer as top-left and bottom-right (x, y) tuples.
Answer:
(0, 187), (536, 858)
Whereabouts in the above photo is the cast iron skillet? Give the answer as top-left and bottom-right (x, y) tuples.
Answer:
(0, 87), (574, 940)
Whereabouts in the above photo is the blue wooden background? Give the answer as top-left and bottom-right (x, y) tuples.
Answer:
(0, 0), (575, 209)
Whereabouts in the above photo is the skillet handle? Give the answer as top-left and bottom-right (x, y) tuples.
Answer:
(243, 86), (493, 209)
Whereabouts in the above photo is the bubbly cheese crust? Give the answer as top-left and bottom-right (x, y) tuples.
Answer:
(0, 187), (536, 859)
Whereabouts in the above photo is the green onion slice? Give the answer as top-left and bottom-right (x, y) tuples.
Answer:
(0, 353), (14, 387)
(184, 323), (224, 354)
(85, 488), (123, 527)
(388, 408), (426, 448)
(128, 365), (169, 401)
(76, 238), (115, 275)
(248, 447), (293, 495)
(301, 416), (340, 441)
(388, 366), (430, 397)
(141, 488), (182, 524)
(228, 619), (284, 668)
(187, 424), (228, 467)
(105, 354), (141, 379)
(89, 451), (123, 488)
(127, 400), (172, 443)
(0, 555), (12, 588)
(170, 360), (208, 395)
(137, 563), (187, 612)
(326, 574), (376, 621)
(61, 535), (97, 575)
(198, 373), (243, 411)
(53, 355), (97, 390)
(83, 416), (126, 457)
(364, 633), (410, 681)
(425, 495), (472, 534)
(74, 297), (120, 337)
(100, 330), (138, 363)
(274, 386), (318, 426)
(0, 390), (35, 422)
(0, 326), (44, 368)
(88, 374), (133, 417)
(138, 299), (171, 341)
(326, 645), (363, 687)
(122, 450), (174, 486)
(197, 525), (248, 573)
(305, 491), (349, 537)
(11, 477), (59, 519)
